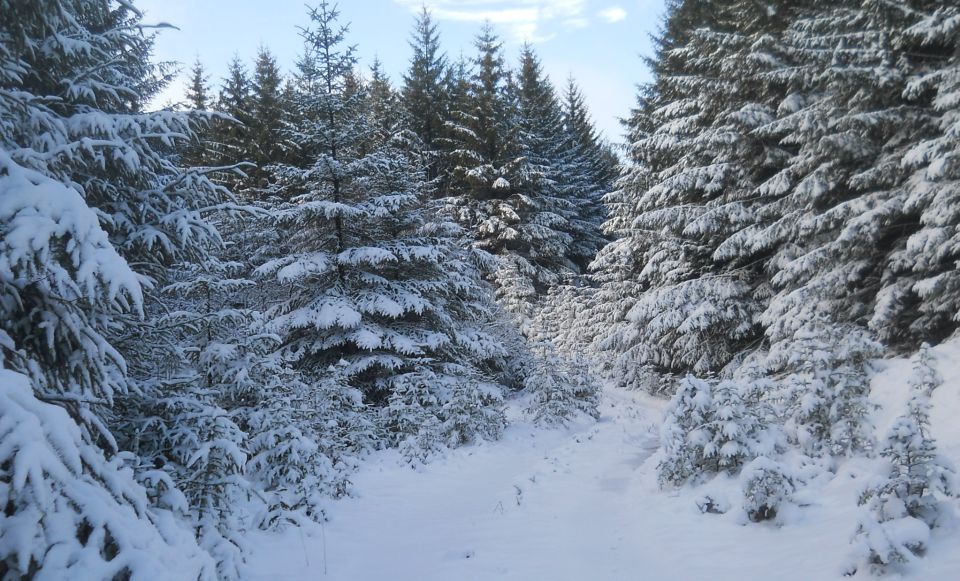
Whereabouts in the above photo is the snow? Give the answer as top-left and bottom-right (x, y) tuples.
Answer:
(0, 150), (142, 311)
(0, 368), (215, 580)
(240, 344), (960, 581)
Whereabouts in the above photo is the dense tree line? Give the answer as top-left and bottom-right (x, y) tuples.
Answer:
(189, 8), (614, 318)
(582, 0), (960, 389)
(538, 0), (960, 574)
(4, 0), (960, 578)
(0, 1), (608, 578)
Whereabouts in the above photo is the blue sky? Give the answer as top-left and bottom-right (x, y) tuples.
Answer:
(138, 0), (666, 142)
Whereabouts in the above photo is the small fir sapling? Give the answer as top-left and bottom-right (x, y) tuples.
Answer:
(848, 344), (957, 573)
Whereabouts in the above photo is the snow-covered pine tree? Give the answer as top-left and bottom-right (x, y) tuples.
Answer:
(401, 6), (450, 183)
(558, 77), (613, 268)
(757, 0), (937, 359)
(435, 52), (471, 181)
(702, 379), (776, 474)
(590, 0), (797, 390)
(658, 376), (716, 486)
(874, 4), (960, 348)
(769, 316), (881, 457)
(262, 2), (511, 462)
(739, 456), (795, 523)
(245, 358), (372, 516)
(0, 366), (215, 579)
(222, 211), (370, 525)
(248, 46), (287, 187)
(116, 251), (255, 580)
(659, 375), (780, 487)
(513, 45), (606, 278)
(585, 0), (706, 389)
(0, 0), (230, 576)
(530, 281), (595, 355)
(849, 343), (957, 572)
(210, 55), (255, 190)
(441, 24), (530, 312)
(561, 77), (618, 196)
(441, 33), (601, 322)
(523, 342), (601, 427)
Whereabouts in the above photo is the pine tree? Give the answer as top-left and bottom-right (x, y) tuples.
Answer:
(263, 2), (512, 462)
(183, 58), (213, 167)
(219, 55), (253, 126)
(513, 45), (606, 274)
(0, 0), (229, 576)
(740, 456), (795, 523)
(212, 55), (254, 190)
(524, 344), (601, 427)
(367, 58), (403, 141)
(659, 375), (780, 487)
(589, 0), (798, 388)
(401, 6), (449, 181)
(559, 77), (614, 259)
(756, 0), (939, 358)
(770, 316), (881, 457)
(530, 281), (600, 355)
(873, 4), (960, 347)
(849, 344), (957, 573)
(116, 251), (254, 580)
(186, 57), (211, 110)
(561, 77), (617, 194)
(440, 23), (509, 200)
(0, 368), (215, 579)
(658, 376), (716, 486)
(248, 46), (287, 186)
(442, 31), (604, 321)
(231, 212), (372, 522)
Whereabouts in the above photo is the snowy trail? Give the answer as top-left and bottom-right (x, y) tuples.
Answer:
(242, 388), (661, 580)
(243, 379), (960, 581)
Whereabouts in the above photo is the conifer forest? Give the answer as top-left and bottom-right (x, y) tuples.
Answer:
(3, 0), (960, 579)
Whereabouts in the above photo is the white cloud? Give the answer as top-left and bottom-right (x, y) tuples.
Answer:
(393, 0), (587, 42)
(513, 22), (557, 43)
(598, 5), (627, 23)
(432, 7), (539, 24)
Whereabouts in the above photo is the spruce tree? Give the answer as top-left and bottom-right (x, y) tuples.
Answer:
(849, 344), (957, 573)
(183, 58), (213, 167)
(873, 4), (960, 347)
(249, 46), (287, 185)
(561, 77), (617, 194)
(590, 0), (798, 388)
(402, 6), (449, 181)
(117, 250), (254, 580)
(211, 55), (254, 190)
(559, 76), (614, 263)
(757, 0), (938, 359)
(442, 30), (604, 321)
(739, 456), (796, 523)
(263, 2), (512, 460)
(769, 317), (881, 456)
(367, 58), (403, 141)
(659, 375), (781, 487)
(513, 45), (605, 273)
(0, 0), (229, 576)
(523, 343), (601, 427)
(186, 57), (211, 110)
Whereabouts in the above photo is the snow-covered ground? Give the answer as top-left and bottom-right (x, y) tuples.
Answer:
(242, 344), (960, 581)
